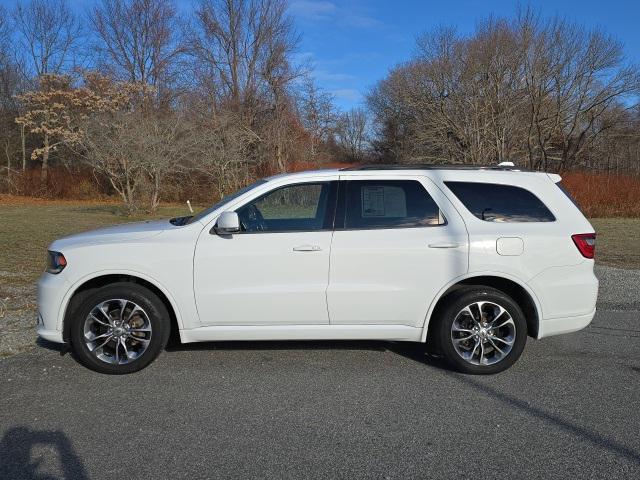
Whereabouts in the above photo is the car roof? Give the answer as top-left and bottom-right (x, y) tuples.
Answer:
(264, 164), (555, 184)
(340, 164), (532, 172)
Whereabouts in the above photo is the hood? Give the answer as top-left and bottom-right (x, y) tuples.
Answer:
(49, 220), (172, 251)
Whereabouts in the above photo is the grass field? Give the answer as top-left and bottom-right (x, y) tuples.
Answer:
(0, 198), (191, 286)
(0, 197), (638, 357)
(589, 218), (640, 269)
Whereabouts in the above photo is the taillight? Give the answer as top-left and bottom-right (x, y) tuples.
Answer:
(572, 233), (596, 259)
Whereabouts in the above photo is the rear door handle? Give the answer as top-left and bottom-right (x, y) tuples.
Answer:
(428, 242), (461, 249)
(293, 245), (322, 252)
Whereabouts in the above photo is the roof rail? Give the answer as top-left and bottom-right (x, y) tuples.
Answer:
(340, 163), (531, 172)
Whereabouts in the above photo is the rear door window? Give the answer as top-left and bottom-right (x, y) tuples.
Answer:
(444, 181), (555, 222)
(340, 180), (444, 229)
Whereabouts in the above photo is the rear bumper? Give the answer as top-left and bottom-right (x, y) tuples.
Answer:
(528, 261), (598, 317)
(528, 260), (598, 339)
(536, 308), (596, 338)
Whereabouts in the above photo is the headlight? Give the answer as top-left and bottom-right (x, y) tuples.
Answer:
(47, 251), (67, 274)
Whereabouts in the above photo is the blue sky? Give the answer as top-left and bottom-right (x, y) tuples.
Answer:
(287, 0), (640, 110)
(4, 0), (639, 111)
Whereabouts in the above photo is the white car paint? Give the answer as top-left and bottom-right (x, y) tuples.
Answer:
(37, 167), (598, 347)
(327, 174), (468, 327)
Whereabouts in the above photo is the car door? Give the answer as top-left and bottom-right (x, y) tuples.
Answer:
(327, 175), (469, 327)
(193, 179), (338, 326)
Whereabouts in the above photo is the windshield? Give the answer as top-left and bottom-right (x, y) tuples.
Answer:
(186, 180), (268, 225)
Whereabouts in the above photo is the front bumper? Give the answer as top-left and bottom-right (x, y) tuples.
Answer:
(36, 324), (65, 343)
(36, 271), (70, 344)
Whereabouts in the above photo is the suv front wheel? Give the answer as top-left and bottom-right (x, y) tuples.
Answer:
(69, 282), (170, 374)
(435, 287), (527, 374)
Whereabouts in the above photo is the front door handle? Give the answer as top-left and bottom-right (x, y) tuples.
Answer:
(428, 242), (461, 249)
(293, 245), (322, 252)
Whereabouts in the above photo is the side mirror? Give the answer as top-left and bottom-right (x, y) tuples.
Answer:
(214, 211), (240, 235)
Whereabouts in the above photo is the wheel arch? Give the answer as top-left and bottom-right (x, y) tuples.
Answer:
(59, 271), (182, 343)
(421, 273), (542, 343)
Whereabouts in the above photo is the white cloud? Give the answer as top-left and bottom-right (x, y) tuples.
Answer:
(290, 1), (381, 29)
(331, 89), (363, 101)
(312, 70), (355, 81)
(290, 1), (337, 20)
(342, 14), (382, 28)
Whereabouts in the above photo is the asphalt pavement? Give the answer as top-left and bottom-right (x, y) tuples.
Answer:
(1, 268), (639, 479)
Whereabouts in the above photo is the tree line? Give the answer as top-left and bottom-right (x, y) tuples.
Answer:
(367, 10), (640, 174)
(0, 0), (368, 210)
(0, 2), (638, 211)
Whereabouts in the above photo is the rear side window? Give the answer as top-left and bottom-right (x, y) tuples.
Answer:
(342, 180), (443, 229)
(445, 181), (555, 222)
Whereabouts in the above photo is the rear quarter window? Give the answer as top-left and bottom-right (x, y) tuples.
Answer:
(444, 181), (555, 222)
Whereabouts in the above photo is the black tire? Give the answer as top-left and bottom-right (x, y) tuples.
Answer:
(434, 287), (527, 374)
(69, 282), (170, 374)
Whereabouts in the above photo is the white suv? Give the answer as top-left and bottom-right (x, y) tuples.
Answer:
(37, 166), (598, 374)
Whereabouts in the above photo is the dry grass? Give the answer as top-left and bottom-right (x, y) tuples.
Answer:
(0, 200), (192, 285)
(561, 172), (640, 218)
(589, 218), (640, 269)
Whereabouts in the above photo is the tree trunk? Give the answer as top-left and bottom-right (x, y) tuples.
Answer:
(150, 173), (160, 212)
(5, 141), (10, 179)
(21, 125), (26, 172)
(41, 134), (49, 183)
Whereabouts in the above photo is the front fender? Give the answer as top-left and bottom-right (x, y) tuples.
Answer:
(56, 269), (187, 335)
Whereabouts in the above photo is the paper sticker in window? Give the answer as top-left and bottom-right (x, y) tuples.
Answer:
(361, 186), (385, 217)
(382, 186), (407, 217)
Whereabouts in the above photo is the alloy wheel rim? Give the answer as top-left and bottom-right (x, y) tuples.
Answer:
(450, 301), (516, 366)
(83, 299), (152, 365)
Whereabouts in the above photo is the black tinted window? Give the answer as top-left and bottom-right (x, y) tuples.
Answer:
(445, 182), (555, 222)
(343, 180), (443, 229)
(236, 182), (333, 232)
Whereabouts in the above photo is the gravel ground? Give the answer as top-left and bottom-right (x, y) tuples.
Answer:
(595, 265), (640, 310)
(0, 271), (35, 358)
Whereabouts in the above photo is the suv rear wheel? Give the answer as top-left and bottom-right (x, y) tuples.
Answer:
(69, 282), (170, 374)
(435, 287), (527, 374)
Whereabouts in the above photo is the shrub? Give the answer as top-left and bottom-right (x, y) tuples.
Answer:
(561, 172), (640, 218)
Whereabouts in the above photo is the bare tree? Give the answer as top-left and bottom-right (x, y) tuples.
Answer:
(517, 11), (640, 171)
(0, 7), (23, 177)
(13, 0), (82, 78)
(67, 74), (156, 210)
(297, 77), (336, 159)
(336, 108), (368, 161)
(188, 0), (299, 116)
(367, 13), (640, 171)
(137, 112), (197, 210)
(90, 0), (183, 101)
(187, 112), (261, 199)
